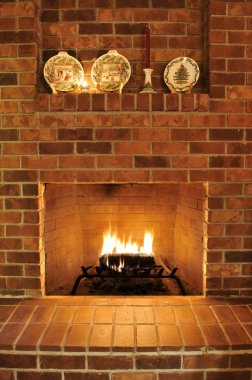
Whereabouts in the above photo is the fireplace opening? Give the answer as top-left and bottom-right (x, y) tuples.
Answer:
(43, 183), (207, 296)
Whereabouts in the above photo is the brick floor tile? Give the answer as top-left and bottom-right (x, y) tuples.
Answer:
(189, 297), (226, 305)
(90, 297), (124, 306)
(0, 306), (16, 323)
(15, 323), (47, 350)
(113, 324), (135, 351)
(167, 297), (190, 306)
(192, 306), (217, 324)
(64, 325), (90, 351)
(152, 297), (170, 306)
(72, 306), (95, 323)
(179, 324), (205, 349)
(200, 324), (229, 349)
(0, 323), (24, 349)
(56, 297), (92, 306)
(231, 306), (252, 323)
(23, 298), (57, 306)
(243, 323), (252, 338)
(124, 298), (153, 306)
(173, 306), (196, 324)
(221, 323), (252, 347)
(39, 324), (68, 351)
(211, 306), (239, 323)
(89, 325), (112, 351)
(115, 306), (134, 324)
(135, 307), (155, 324)
(136, 325), (158, 351)
(52, 306), (76, 323)
(29, 306), (55, 323)
(158, 325), (182, 350)
(94, 306), (114, 323)
(153, 306), (175, 324)
(9, 305), (36, 323)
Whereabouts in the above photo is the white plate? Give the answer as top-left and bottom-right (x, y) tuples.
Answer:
(43, 51), (84, 92)
(91, 50), (131, 92)
(164, 57), (200, 92)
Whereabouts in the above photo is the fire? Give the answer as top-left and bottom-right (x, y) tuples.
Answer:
(101, 231), (153, 256)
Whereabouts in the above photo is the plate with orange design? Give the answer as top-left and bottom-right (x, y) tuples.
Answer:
(44, 51), (84, 92)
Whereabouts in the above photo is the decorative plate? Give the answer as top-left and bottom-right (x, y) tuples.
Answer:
(164, 57), (200, 93)
(91, 50), (131, 92)
(43, 51), (84, 92)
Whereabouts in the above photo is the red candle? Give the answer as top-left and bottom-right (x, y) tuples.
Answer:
(145, 25), (150, 68)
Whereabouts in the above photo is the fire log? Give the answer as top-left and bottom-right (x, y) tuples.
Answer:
(100, 253), (155, 270)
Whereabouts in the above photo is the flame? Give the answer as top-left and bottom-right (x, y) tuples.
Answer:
(79, 79), (89, 88)
(101, 231), (153, 256)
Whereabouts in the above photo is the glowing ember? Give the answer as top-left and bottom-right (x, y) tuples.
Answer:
(101, 231), (153, 256)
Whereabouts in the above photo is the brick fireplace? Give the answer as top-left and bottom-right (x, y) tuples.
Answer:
(0, 0), (252, 378)
(2, 88), (252, 298)
(0, 0), (251, 299)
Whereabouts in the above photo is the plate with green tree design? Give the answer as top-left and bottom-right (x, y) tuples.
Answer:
(91, 50), (131, 92)
(164, 57), (199, 93)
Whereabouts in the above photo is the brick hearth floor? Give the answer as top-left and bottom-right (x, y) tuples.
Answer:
(0, 296), (251, 379)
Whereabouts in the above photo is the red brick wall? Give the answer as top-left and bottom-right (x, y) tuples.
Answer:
(0, 0), (252, 298)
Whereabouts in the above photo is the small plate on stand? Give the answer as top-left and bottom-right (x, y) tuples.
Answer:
(164, 57), (200, 93)
(91, 50), (131, 92)
(43, 51), (84, 92)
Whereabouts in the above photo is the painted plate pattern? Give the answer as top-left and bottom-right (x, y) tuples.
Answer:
(91, 50), (131, 92)
(43, 51), (84, 92)
(164, 57), (200, 93)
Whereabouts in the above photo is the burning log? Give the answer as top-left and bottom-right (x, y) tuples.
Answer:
(99, 253), (155, 271)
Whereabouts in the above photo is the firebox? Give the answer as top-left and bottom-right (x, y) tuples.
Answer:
(43, 183), (207, 296)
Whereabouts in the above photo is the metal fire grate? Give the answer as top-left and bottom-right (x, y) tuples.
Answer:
(71, 254), (186, 295)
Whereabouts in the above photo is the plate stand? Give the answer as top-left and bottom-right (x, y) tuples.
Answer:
(49, 83), (58, 94)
